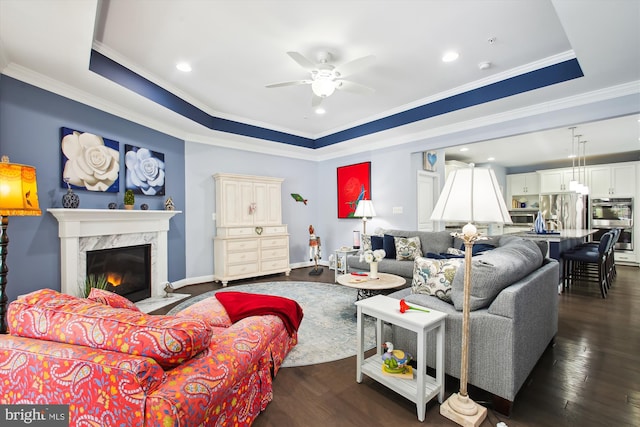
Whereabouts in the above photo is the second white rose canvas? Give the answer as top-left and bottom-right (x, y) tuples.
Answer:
(125, 144), (166, 196)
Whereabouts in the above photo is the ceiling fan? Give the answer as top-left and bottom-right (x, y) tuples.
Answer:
(266, 51), (376, 107)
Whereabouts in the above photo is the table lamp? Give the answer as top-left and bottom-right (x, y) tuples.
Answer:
(0, 156), (42, 334)
(354, 199), (376, 235)
(430, 165), (512, 427)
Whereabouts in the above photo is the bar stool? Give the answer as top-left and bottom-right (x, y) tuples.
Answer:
(563, 232), (612, 298)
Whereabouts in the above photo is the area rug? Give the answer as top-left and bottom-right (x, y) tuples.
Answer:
(168, 281), (377, 367)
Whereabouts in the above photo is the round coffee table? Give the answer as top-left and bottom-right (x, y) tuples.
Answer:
(336, 272), (406, 300)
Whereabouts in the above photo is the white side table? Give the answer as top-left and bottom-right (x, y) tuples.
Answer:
(333, 248), (359, 281)
(355, 295), (446, 422)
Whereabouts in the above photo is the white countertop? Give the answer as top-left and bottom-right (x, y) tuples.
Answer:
(511, 229), (598, 242)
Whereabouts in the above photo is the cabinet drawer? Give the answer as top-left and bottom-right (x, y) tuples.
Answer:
(261, 258), (289, 271)
(227, 227), (256, 237)
(261, 237), (288, 248)
(227, 240), (259, 251)
(262, 225), (287, 235)
(228, 251), (258, 264)
(261, 247), (288, 260)
(228, 262), (259, 276)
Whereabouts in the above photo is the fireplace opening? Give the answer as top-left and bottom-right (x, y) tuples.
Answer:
(86, 244), (152, 302)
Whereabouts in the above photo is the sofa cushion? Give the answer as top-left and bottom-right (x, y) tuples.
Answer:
(361, 234), (372, 251)
(395, 236), (422, 261)
(174, 296), (233, 328)
(88, 288), (140, 311)
(8, 289), (212, 369)
(412, 256), (462, 303)
(371, 235), (384, 250)
(451, 238), (544, 311)
(383, 234), (398, 259)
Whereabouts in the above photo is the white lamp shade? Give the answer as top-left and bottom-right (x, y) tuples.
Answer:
(430, 167), (512, 224)
(354, 199), (376, 218)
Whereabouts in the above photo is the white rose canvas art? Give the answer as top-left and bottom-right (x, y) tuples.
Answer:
(125, 144), (166, 196)
(60, 127), (120, 192)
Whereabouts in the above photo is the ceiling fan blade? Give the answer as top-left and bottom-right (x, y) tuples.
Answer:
(287, 51), (317, 71)
(311, 94), (324, 107)
(336, 80), (375, 95)
(266, 80), (311, 88)
(335, 55), (376, 78)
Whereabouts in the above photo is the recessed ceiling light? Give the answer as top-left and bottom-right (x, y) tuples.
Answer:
(487, 157), (495, 161)
(568, 154), (578, 159)
(459, 147), (469, 152)
(442, 51), (459, 63)
(176, 62), (192, 72)
(314, 107), (326, 115)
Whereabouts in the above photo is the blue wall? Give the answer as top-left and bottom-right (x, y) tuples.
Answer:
(0, 76), (186, 302)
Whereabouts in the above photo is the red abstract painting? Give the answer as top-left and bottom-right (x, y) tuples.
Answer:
(337, 162), (371, 218)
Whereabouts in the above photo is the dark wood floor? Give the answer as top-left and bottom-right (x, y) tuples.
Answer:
(153, 264), (640, 427)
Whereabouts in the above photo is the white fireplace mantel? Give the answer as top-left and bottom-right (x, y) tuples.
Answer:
(48, 209), (182, 305)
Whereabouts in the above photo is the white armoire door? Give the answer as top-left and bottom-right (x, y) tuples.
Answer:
(417, 170), (440, 231)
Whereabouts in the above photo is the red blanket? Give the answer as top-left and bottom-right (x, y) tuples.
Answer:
(214, 292), (304, 336)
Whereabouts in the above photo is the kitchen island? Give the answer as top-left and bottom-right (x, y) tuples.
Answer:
(509, 229), (598, 289)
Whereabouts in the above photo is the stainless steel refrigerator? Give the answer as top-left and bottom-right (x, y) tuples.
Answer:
(539, 193), (589, 231)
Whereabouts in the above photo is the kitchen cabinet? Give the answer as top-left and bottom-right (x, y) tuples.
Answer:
(507, 173), (540, 196)
(213, 173), (290, 285)
(539, 168), (580, 193)
(587, 164), (636, 197)
(507, 173), (540, 208)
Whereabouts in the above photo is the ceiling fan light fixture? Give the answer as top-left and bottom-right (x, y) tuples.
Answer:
(311, 79), (336, 97)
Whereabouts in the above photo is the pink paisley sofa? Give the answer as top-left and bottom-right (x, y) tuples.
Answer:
(0, 288), (296, 427)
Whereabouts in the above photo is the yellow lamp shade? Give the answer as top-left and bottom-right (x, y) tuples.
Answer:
(0, 160), (41, 216)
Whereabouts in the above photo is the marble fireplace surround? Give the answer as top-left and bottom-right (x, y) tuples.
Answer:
(48, 209), (187, 312)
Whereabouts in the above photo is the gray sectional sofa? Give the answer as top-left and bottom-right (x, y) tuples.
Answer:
(347, 229), (559, 414)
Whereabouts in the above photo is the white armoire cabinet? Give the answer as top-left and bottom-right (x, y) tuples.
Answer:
(213, 173), (290, 286)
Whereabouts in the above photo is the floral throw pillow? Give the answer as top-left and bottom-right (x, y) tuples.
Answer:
(411, 256), (463, 303)
(395, 236), (422, 261)
(88, 288), (140, 312)
(361, 234), (372, 251)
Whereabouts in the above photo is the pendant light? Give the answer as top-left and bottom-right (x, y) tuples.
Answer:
(568, 127), (580, 192)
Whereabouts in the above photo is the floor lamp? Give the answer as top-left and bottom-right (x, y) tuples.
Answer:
(430, 165), (512, 427)
(0, 156), (41, 334)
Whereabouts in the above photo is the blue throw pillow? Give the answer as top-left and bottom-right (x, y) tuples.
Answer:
(459, 243), (496, 256)
(383, 234), (398, 259)
(371, 235), (384, 251)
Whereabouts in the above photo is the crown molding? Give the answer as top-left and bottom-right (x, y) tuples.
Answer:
(2, 60), (638, 162)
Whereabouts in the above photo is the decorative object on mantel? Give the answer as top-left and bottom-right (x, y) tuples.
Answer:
(108, 202), (117, 209)
(60, 127), (119, 193)
(124, 189), (135, 210)
(430, 165), (512, 427)
(140, 203), (149, 210)
(164, 196), (175, 211)
(0, 155), (42, 334)
(61, 177), (80, 208)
